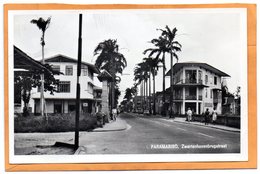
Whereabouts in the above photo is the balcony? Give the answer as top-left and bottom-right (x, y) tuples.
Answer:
(173, 95), (183, 100)
(185, 95), (197, 100)
(213, 98), (221, 103)
(174, 79), (203, 85)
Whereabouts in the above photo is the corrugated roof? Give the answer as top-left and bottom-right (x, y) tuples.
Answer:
(44, 54), (100, 74)
(166, 62), (230, 77)
(14, 45), (48, 72)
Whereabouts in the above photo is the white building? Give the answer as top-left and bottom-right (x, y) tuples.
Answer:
(30, 54), (100, 114)
(166, 62), (230, 115)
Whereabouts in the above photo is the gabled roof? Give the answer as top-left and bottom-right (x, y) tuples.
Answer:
(14, 45), (48, 72)
(44, 54), (100, 74)
(166, 62), (230, 77)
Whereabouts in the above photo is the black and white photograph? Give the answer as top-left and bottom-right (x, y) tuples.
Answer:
(9, 7), (247, 164)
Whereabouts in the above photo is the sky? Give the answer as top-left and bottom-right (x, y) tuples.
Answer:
(13, 8), (246, 102)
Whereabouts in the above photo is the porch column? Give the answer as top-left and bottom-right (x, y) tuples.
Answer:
(182, 87), (185, 114)
(196, 87), (199, 100)
(196, 102), (199, 114)
(101, 80), (110, 118)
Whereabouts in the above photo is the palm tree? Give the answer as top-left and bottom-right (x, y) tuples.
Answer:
(134, 61), (150, 112)
(94, 39), (127, 110)
(143, 57), (160, 115)
(159, 26), (182, 118)
(144, 26), (181, 116)
(31, 17), (51, 117)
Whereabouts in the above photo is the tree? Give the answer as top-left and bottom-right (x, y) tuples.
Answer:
(134, 61), (150, 112)
(31, 17), (51, 117)
(159, 26), (182, 118)
(144, 35), (168, 115)
(124, 88), (133, 101)
(94, 39), (127, 110)
(234, 86), (241, 115)
(123, 88), (135, 112)
(14, 64), (60, 117)
(144, 26), (181, 116)
(143, 57), (160, 115)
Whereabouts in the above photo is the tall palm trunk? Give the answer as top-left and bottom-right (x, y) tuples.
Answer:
(140, 81), (143, 112)
(145, 78), (149, 110)
(143, 79), (146, 111)
(152, 70), (156, 115)
(162, 53), (166, 116)
(170, 53), (173, 118)
(40, 33), (45, 117)
(149, 70), (151, 114)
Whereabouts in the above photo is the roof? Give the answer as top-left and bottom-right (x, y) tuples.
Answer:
(14, 45), (48, 72)
(44, 54), (100, 74)
(165, 62), (230, 77)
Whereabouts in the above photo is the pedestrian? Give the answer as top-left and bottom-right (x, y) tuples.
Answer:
(186, 108), (192, 122)
(112, 108), (117, 121)
(212, 107), (217, 124)
(204, 108), (210, 125)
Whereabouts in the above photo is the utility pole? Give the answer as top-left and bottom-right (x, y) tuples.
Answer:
(74, 13), (82, 149)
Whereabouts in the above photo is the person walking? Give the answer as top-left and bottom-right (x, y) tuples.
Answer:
(204, 108), (210, 125)
(212, 107), (217, 125)
(112, 108), (117, 121)
(187, 108), (192, 122)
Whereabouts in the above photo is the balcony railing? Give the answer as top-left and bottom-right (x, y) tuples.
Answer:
(185, 95), (197, 100)
(174, 79), (203, 85)
(173, 95), (183, 100)
(213, 98), (221, 103)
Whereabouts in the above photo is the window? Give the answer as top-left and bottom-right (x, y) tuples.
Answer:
(65, 65), (73, 76)
(210, 89), (213, 98)
(52, 65), (60, 73)
(81, 65), (88, 76)
(185, 70), (197, 83)
(54, 100), (62, 113)
(205, 89), (208, 98)
(58, 81), (70, 93)
(205, 75), (208, 84)
(214, 76), (217, 85)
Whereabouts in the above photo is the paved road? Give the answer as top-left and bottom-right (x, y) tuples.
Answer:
(79, 113), (240, 154)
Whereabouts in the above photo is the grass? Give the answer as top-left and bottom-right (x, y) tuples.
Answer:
(14, 113), (97, 133)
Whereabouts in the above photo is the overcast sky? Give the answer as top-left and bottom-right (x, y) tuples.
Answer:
(13, 9), (246, 102)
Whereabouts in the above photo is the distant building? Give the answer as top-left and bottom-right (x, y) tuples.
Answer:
(30, 54), (100, 114)
(133, 96), (144, 113)
(166, 62), (230, 115)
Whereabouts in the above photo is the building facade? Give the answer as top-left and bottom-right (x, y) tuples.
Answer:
(166, 62), (230, 115)
(30, 54), (100, 114)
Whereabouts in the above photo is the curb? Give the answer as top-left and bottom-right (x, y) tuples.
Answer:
(92, 119), (128, 132)
(92, 126), (127, 132)
(173, 120), (240, 133)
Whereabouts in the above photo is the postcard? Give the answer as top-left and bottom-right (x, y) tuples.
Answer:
(4, 3), (256, 171)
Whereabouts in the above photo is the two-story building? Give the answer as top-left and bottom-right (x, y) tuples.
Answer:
(166, 62), (230, 115)
(30, 54), (100, 114)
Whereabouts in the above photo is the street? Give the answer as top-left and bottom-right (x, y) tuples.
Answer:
(79, 113), (240, 154)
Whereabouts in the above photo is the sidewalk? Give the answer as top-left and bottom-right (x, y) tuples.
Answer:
(132, 113), (240, 133)
(168, 117), (240, 133)
(92, 116), (128, 132)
